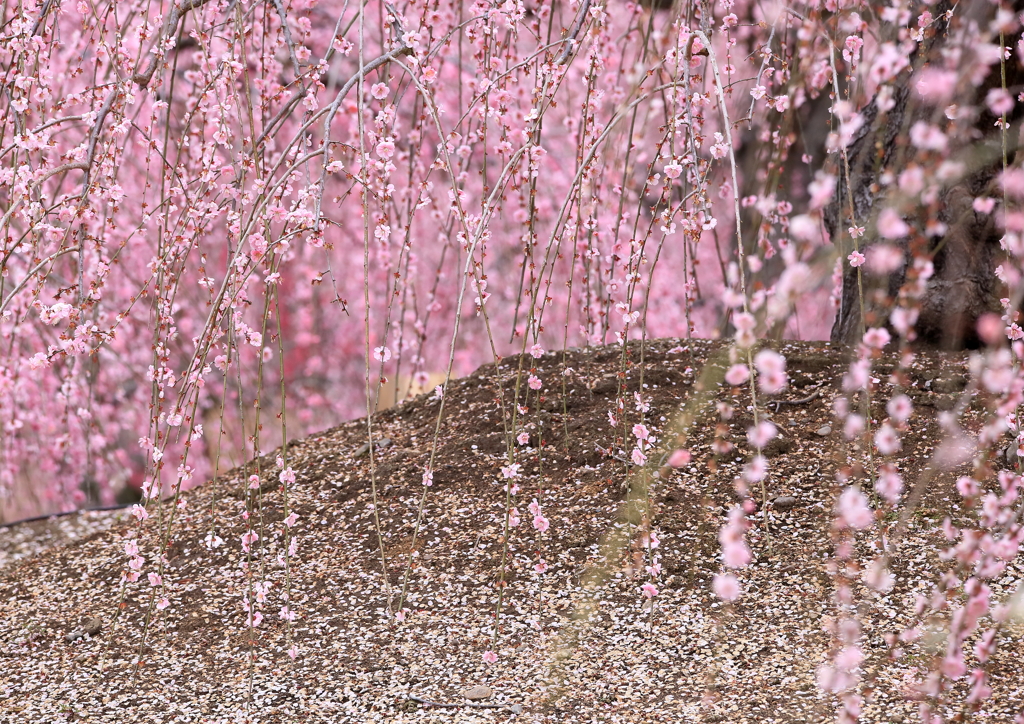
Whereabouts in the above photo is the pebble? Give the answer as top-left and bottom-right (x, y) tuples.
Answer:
(463, 685), (493, 700)
(66, 616), (102, 642)
(773, 496), (798, 511)
(815, 425), (831, 437)
(354, 438), (393, 458)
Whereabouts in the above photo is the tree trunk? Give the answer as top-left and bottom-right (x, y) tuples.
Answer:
(826, 1), (1024, 349)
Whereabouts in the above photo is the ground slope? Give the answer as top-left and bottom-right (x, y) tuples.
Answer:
(1, 339), (1022, 723)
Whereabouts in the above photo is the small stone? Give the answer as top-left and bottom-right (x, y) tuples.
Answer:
(463, 685), (493, 700)
(66, 616), (102, 642)
(815, 425), (832, 437)
(773, 496), (798, 511)
(510, 703), (523, 714)
(354, 438), (391, 457)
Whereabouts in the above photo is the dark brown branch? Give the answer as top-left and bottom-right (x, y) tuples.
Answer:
(767, 388), (821, 412)
(132, 0), (219, 88)
(556, 0), (592, 65)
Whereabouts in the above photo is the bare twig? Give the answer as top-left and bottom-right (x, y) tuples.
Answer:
(556, 0), (592, 65)
(767, 388), (821, 412)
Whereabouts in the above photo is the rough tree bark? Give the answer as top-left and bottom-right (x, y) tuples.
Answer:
(826, 0), (1024, 349)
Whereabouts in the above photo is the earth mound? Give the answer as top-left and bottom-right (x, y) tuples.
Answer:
(1, 339), (1022, 723)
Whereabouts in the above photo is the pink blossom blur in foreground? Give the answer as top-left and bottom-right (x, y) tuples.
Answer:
(836, 487), (874, 530)
(713, 573), (741, 602)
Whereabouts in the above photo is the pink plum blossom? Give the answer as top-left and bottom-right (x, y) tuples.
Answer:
(719, 506), (752, 568)
(875, 465), (904, 504)
(713, 573), (741, 601)
(747, 421), (778, 448)
(875, 423), (902, 455)
(725, 364), (750, 386)
(878, 208), (910, 239)
(987, 87), (1015, 116)
(886, 395), (913, 423)
(743, 455), (768, 483)
(755, 349), (788, 393)
(837, 487), (874, 529)
(668, 449), (692, 467)
(975, 196), (997, 214)
(863, 327), (892, 349)
(915, 68), (959, 103)
(910, 121), (948, 151)
(866, 244), (905, 274)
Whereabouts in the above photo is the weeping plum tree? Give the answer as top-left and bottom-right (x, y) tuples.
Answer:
(3, 0), (1024, 718)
